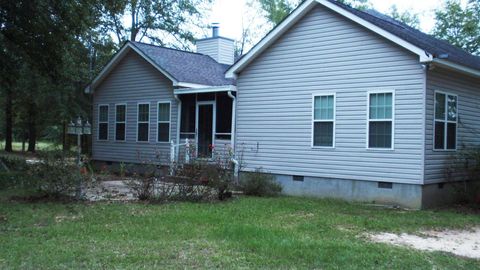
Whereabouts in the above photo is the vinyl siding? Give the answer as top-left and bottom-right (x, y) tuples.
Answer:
(218, 39), (234, 65)
(197, 38), (234, 65)
(92, 51), (178, 164)
(424, 67), (480, 183)
(235, 5), (425, 184)
(197, 39), (219, 62)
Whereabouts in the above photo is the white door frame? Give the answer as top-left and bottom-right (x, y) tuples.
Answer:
(195, 101), (216, 158)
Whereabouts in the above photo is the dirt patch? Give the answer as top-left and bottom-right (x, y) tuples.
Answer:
(368, 227), (480, 259)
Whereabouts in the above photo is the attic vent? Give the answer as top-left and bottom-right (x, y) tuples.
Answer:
(378, 182), (393, 189)
(293, 175), (304, 182)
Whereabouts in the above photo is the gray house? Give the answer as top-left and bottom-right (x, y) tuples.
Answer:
(87, 0), (480, 208)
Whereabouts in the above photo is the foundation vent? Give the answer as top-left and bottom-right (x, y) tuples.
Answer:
(378, 182), (393, 189)
(293, 175), (304, 182)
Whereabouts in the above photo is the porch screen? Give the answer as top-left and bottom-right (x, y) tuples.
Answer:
(216, 92), (232, 140)
(180, 94), (196, 139)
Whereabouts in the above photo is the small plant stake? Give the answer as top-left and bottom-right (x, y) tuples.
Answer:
(67, 117), (92, 199)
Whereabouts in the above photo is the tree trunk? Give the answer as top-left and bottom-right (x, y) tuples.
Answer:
(27, 103), (37, 152)
(62, 121), (67, 151)
(4, 89), (13, 152)
(22, 128), (27, 152)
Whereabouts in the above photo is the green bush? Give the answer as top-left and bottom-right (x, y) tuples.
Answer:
(240, 168), (282, 197)
(446, 147), (480, 205)
(27, 151), (85, 197)
(0, 172), (30, 189)
(0, 155), (28, 172)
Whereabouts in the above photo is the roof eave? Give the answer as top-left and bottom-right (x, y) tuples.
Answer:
(431, 59), (480, 78)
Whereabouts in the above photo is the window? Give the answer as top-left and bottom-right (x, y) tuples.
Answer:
(313, 94), (335, 147)
(137, 103), (150, 142)
(368, 91), (394, 149)
(98, 105), (109, 140)
(434, 92), (457, 150)
(157, 102), (170, 142)
(115, 104), (126, 141)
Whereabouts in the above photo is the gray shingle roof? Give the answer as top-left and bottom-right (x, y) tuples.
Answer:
(131, 41), (234, 86)
(328, 0), (480, 71)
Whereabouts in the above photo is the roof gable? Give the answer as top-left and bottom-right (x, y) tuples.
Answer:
(226, 0), (480, 78)
(86, 41), (234, 93)
(132, 42), (233, 86)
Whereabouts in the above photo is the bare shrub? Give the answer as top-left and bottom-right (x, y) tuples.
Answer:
(27, 151), (89, 198)
(445, 147), (480, 204)
(240, 168), (282, 197)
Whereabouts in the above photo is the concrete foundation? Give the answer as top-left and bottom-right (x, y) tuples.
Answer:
(273, 174), (471, 209)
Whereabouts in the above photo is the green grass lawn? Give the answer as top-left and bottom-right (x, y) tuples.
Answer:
(1, 192), (480, 269)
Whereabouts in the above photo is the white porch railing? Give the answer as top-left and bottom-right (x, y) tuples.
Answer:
(169, 138), (239, 178)
(169, 139), (191, 175)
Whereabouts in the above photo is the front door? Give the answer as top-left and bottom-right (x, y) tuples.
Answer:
(196, 102), (215, 158)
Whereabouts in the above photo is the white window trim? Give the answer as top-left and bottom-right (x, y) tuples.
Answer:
(114, 103), (127, 142)
(433, 90), (458, 152)
(136, 102), (150, 143)
(157, 101), (171, 143)
(366, 90), (395, 151)
(97, 104), (109, 141)
(311, 92), (336, 149)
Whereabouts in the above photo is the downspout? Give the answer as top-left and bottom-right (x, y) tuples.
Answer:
(228, 90), (239, 179)
(173, 94), (182, 162)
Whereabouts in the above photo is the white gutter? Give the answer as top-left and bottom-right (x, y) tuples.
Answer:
(431, 59), (480, 78)
(227, 90), (236, 152)
(174, 82), (211, 88)
(173, 85), (236, 95)
(173, 94), (182, 162)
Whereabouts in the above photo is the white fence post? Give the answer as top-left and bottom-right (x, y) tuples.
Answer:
(170, 140), (175, 175)
(185, 138), (190, 164)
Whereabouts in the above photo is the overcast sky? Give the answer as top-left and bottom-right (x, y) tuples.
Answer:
(205, 0), (467, 41)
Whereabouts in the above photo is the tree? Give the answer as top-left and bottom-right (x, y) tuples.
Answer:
(235, 0), (272, 57)
(100, 0), (212, 49)
(0, 0), (109, 152)
(258, 0), (299, 25)
(433, 0), (480, 55)
(387, 5), (420, 29)
(336, 0), (371, 10)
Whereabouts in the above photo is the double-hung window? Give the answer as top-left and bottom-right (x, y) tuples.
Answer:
(313, 94), (335, 147)
(434, 92), (457, 150)
(115, 104), (126, 141)
(137, 103), (150, 142)
(368, 91), (394, 149)
(157, 102), (171, 142)
(98, 105), (109, 141)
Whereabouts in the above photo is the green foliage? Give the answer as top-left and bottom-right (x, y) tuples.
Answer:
(100, 0), (213, 49)
(446, 147), (480, 204)
(433, 0), (480, 55)
(0, 155), (27, 172)
(336, 0), (372, 10)
(258, 0), (299, 25)
(0, 0), (116, 151)
(27, 151), (85, 197)
(0, 172), (30, 189)
(387, 5), (420, 29)
(240, 168), (282, 197)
